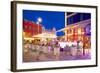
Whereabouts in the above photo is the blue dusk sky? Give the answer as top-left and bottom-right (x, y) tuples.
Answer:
(23, 10), (65, 36)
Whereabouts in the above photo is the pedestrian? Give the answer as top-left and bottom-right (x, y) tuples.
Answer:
(53, 43), (60, 60)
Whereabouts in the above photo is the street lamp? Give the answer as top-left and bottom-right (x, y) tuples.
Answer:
(38, 17), (42, 23)
(36, 17), (42, 24)
(36, 17), (42, 33)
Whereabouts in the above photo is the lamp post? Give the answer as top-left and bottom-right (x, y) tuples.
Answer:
(36, 17), (42, 33)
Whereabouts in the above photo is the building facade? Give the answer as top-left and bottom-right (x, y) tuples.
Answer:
(23, 20), (42, 38)
(65, 13), (91, 49)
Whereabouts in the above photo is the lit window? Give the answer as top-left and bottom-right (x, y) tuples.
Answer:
(78, 28), (82, 34)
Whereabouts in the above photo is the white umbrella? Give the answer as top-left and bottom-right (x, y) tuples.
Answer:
(33, 32), (57, 38)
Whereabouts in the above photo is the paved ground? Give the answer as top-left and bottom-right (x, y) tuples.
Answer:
(23, 49), (91, 62)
